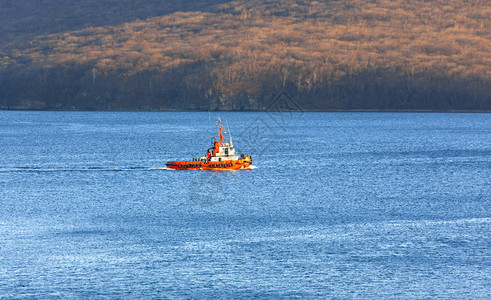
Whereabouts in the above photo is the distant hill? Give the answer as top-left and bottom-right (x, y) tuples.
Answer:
(1, 0), (490, 111)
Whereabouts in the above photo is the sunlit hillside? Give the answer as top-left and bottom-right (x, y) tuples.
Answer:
(0, 0), (490, 110)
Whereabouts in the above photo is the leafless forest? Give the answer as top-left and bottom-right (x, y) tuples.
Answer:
(0, 0), (489, 110)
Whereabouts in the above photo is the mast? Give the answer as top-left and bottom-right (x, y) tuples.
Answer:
(226, 119), (233, 146)
(217, 118), (225, 145)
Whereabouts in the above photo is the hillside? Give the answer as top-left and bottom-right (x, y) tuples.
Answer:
(0, 0), (229, 47)
(1, 0), (490, 111)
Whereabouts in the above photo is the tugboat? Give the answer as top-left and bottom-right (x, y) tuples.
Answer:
(166, 118), (253, 170)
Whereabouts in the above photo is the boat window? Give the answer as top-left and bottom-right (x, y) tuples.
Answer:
(225, 148), (229, 155)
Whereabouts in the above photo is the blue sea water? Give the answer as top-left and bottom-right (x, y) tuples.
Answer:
(0, 111), (490, 298)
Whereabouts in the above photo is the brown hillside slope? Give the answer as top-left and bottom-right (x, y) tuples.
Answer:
(0, 0), (490, 110)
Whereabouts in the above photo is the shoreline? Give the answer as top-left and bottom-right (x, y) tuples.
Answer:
(1, 107), (490, 113)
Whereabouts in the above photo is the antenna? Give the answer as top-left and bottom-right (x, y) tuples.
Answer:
(226, 119), (233, 145)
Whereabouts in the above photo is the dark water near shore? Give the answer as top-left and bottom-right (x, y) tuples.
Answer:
(1, 111), (490, 298)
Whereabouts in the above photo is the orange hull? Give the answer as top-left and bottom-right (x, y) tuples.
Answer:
(166, 158), (252, 170)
